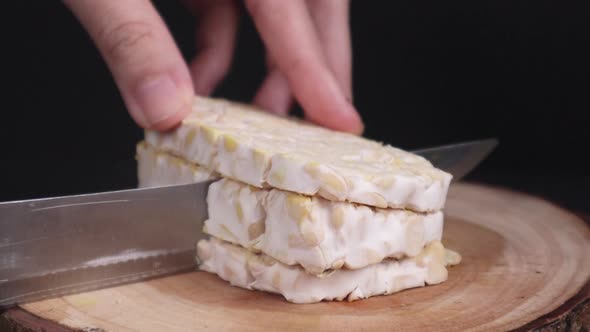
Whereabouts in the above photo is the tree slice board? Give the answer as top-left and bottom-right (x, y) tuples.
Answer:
(4, 182), (590, 331)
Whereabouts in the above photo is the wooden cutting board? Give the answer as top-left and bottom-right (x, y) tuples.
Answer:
(2, 182), (589, 331)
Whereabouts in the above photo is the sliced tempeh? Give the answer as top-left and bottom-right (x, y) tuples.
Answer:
(197, 237), (456, 304)
(137, 144), (444, 274)
(145, 96), (452, 212)
(136, 142), (218, 188)
(205, 178), (443, 274)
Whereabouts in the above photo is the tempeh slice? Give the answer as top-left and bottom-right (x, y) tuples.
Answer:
(145, 96), (452, 212)
(136, 141), (217, 187)
(205, 178), (443, 274)
(197, 237), (457, 304)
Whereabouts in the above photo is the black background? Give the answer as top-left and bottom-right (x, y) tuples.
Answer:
(1, 1), (588, 213)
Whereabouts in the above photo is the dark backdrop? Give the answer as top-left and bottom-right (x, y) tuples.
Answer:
(1, 1), (588, 213)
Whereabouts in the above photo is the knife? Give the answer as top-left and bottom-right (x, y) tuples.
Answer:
(0, 138), (497, 309)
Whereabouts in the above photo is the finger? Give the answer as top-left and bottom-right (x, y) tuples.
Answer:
(254, 70), (293, 115)
(306, 0), (352, 100)
(245, 0), (363, 134)
(63, 0), (194, 130)
(253, 53), (293, 115)
(186, 0), (239, 96)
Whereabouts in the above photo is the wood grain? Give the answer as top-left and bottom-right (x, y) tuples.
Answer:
(3, 183), (590, 331)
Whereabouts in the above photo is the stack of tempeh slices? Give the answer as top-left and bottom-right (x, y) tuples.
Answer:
(137, 96), (461, 304)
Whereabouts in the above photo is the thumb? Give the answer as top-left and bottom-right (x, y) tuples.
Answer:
(63, 0), (194, 130)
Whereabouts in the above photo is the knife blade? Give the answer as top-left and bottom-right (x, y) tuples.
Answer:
(413, 138), (498, 181)
(0, 181), (213, 309)
(0, 138), (497, 309)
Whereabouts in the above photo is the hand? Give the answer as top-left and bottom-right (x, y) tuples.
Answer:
(63, 0), (363, 134)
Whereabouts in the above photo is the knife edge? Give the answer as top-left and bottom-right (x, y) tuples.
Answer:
(1, 249), (196, 308)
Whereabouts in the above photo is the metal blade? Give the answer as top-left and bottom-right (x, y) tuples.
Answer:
(411, 138), (498, 181)
(0, 181), (213, 309)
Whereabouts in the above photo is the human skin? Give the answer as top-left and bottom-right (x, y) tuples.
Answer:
(62, 0), (364, 134)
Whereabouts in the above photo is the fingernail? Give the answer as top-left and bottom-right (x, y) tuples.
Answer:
(342, 101), (365, 135)
(134, 74), (191, 127)
(341, 99), (360, 117)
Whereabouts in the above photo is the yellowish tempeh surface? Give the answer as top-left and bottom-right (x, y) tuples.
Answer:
(145, 96), (452, 212)
(197, 237), (459, 304)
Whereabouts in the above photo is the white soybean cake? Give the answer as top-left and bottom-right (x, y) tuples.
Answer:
(205, 178), (444, 275)
(197, 237), (460, 304)
(145, 96), (452, 213)
(136, 148), (444, 274)
(136, 142), (217, 188)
